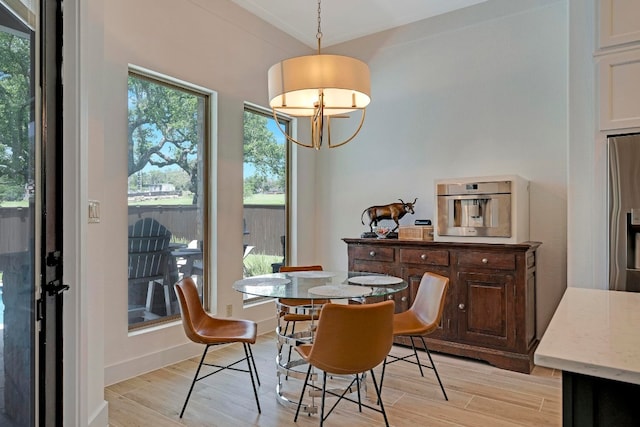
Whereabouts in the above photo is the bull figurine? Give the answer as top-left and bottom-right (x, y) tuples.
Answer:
(361, 198), (417, 232)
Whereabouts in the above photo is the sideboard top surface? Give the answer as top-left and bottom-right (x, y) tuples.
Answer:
(343, 238), (541, 252)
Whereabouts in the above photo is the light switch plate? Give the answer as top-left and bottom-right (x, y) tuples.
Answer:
(89, 200), (100, 223)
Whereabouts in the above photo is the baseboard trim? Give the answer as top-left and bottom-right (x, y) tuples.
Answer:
(104, 317), (276, 386)
(88, 400), (109, 427)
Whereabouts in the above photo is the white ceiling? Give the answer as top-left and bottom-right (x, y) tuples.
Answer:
(231, 0), (488, 48)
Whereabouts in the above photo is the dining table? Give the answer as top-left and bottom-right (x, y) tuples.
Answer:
(232, 270), (408, 413)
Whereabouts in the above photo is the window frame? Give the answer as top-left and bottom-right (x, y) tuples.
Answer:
(126, 65), (216, 330)
(242, 103), (291, 304)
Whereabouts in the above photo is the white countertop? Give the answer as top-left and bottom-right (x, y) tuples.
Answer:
(534, 287), (640, 385)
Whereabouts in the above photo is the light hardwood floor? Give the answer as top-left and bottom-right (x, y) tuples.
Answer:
(106, 333), (561, 426)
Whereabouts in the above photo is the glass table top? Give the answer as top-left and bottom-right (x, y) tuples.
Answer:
(232, 271), (407, 300)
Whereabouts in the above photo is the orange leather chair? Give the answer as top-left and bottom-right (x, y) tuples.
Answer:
(380, 272), (449, 400)
(277, 265), (329, 363)
(293, 300), (395, 426)
(174, 277), (261, 417)
(278, 265), (328, 324)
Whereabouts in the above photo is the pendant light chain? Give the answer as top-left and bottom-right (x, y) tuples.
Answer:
(316, 0), (322, 53)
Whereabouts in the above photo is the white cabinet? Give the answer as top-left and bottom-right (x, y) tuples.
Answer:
(598, 49), (640, 130)
(598, 0), (640, 130)
(599, 0), (640, 48)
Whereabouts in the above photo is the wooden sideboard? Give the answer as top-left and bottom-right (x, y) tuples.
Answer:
(344, 238), (541, 373)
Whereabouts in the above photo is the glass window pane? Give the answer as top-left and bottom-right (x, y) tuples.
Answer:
(242, 107), (288, 301)
(127, 70), (208, 328)
(0, 9), (36, 424)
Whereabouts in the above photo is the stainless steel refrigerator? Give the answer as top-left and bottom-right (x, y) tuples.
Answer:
(609, 133), (640, 291)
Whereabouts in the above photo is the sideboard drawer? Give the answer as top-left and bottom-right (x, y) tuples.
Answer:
(352, 245), (395, 263)
(456, 251), (515, 270)
(399, 248), (449, 266)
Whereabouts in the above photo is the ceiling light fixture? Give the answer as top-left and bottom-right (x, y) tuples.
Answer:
(267, 0), (371, 149)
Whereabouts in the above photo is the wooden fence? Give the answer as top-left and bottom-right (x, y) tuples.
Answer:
(0, 205), (284, 258)
(128, 204), (285, 257)
(0, 207), (32, 254)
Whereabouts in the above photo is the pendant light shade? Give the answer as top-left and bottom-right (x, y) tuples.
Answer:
(267, 0), (371, 149)
(268, 54), (370, 117)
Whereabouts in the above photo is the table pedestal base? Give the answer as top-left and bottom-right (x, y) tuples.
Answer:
(275, 302), (367, 415)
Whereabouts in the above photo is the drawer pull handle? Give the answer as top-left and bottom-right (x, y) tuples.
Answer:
(421, 254), (427, 260)
(369, 251), (376, 257)
(387, 295), (393, 300)
(482, 258), (488, 264)
(401, 296), (407, 302)
(458, 303), (465, 310)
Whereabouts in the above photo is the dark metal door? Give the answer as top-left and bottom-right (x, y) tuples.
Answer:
(0, 0), (64, 425)
(40, 0), (65, 425)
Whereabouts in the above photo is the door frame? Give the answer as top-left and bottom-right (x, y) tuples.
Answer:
(58, 0), (95, 425)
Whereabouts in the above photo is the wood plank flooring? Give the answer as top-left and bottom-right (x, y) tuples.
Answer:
(106, 333), (561, 426)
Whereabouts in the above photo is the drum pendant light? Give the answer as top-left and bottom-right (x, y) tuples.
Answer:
(267, 0), (371, 149)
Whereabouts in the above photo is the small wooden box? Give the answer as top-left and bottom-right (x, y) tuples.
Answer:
(398, 225), (434, 241)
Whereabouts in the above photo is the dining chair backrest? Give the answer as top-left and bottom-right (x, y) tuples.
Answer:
(279, 265), (323, 272)
(174, 277), (208, 344)
(411, 272), (449, 327)
(277, 265), (326, 306)
(307, 300), (395, 376)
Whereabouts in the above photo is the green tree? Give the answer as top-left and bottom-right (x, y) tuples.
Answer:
(128, 75), (204, 203)
(243, 111), (285, 196)
(0, 32), (31, 203)
(243, 174), (268, 199)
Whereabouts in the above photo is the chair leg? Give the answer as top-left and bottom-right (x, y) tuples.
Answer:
(276, 318), (289, 360)
(286, 321), (296, 364)
(382, 337), (448, 402)
(243, 343), (261, 413)
(284, 322), (296, 381)
(294, 364), (313, 422)
(369, 368), (390, 427)
(179, 345), (210, 418)
(410, 336), (425, 377)
(356, 373), (362, 412)
(420, 337), (448, 401)
(247, 343), (260, 386)
(299, 369), (389, 425)
(320, 371), (328, 427)
(378, 358), (388, 405)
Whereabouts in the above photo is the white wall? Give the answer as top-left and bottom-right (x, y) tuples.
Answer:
(567, 0), (626, 291)
(96, 0), (570, 386)
(71, 0), (611, 423)
(314, 0), (568, 336)
(83, 0), (582, 418)
(99, 0), (318, 386)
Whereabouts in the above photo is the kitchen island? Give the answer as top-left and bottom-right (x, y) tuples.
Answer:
(534, 287), (640, 426)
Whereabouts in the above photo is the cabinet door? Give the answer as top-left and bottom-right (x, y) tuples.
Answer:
(599, 49), (640, 130)
(599, 0), (640, 48)
(457, 271), (515, 349)
(402, 266), (452, 339)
